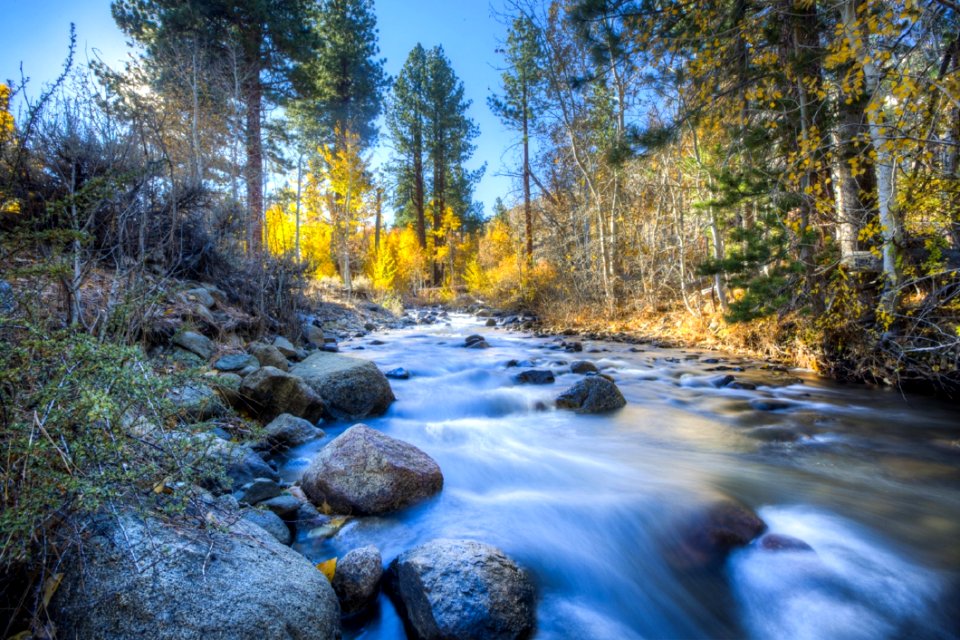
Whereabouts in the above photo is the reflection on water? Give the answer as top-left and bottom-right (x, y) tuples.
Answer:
(280, 314), (960, 639)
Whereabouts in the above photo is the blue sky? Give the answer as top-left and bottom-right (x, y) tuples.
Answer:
(0, 0), (520, 219)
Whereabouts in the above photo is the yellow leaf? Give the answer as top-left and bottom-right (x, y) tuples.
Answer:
(42, 572), (64, 609)
(317, 558), (337, 582)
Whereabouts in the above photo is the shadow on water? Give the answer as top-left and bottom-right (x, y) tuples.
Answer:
(281, 314), (960, 639)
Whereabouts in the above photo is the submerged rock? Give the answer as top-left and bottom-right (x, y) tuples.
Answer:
(239, 366), (326, 423)
(52, 512), (340, 639)
(386, 539), (536, 640)
(570, 360), (598, 374)
(385, 367), (411, 380)
(301, 424), (443, 516)
(290, 352), (395, 420)
(666, 497), (767, 570)
(332, 545), (383, 615)
(758, 533), (814, 552)
(464, 334), (490, 349)
(555, 377), (626, 414)
(513, 369), (555, 385)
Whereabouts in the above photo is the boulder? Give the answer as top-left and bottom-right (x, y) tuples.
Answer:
(513, 370), (555, 385)
(485, 318), (497, 327)
(214, 353), (260, 373)
(239, 366), (326, 423)
(301, 424), (443, 516)
(51, 512), (340, 640)
(332, 545), (383, 615)
(262, 413), (323, 451)
(260, 494), (303, 521)
(386, 539), (536, 640)
(665, 497), (767, 570)
(555, 377), (626, 414)
(166, 384), (227, 422)
(273, 336), (303, 360)
(570, 360), (598, 374)
(290, 352), (394, 420)
(303, 324), (328, 348)
(248, 342), (290, 371)
(172, 330), (215, 361)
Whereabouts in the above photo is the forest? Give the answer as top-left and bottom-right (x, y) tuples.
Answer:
(2, 0), (960, 638)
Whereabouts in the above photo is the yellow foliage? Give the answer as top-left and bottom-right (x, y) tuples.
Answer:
(316, 557), (337, 582)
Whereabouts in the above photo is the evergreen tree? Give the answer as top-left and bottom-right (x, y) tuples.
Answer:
(489, 15), (543, 266)
(112, 0), (317, 255)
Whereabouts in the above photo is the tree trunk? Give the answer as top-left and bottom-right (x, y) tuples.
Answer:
(374, 186), (382, 255)
(242, 28), (264, 256)
(523, 81), (533, 267)
(295, 154), (303, 262)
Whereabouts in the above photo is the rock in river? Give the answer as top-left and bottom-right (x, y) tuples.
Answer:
(665, 497), (767, 570)
(301, 424), (442, 516)
(386, 538), (536, 640)
(52, 511), (340, 639)
(332, 545), (383, 615)
(513, 369), (555, 385)
(239, 366), (326, 423)
(290, 351), (394, 420)
(555, 377), (626, 413)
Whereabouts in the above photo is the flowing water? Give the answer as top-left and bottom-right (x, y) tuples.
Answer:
(279, 313), (960, 639)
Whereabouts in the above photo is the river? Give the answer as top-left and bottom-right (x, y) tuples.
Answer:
(279, 313), (960, 639)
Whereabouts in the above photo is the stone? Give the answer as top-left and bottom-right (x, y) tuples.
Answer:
(248, 341), (289, 371)
(758, 533), (814, 552)
(51, 511), (339, 639)
(570, 360), (598, 374)
(241, 507), (292, 546)
(563, 341), (583, 353)
(180, 287), (216, 308)
(290, 352), (394, 420)
(166, 384), (227, 422)
(749, 398), (796, 411)
(385, 367), (411, 380)
(214, 353), (260, 372)
(234, 478), (284, 506)
(172, 331), (214, 360)
(513, 370), (555, 385)
(485, 318), (497, 327)
(262, 413), (323, 451)
(666, 497), (767, 570)
(386, 539), (535, 640)
(555, 377), (626, 414)
(273, 336), (300, 358)
(260, 494), (304, 521)
(332, 545), (383, 616)
(239, 366), (326, 423)
(301, 424), (443, 516)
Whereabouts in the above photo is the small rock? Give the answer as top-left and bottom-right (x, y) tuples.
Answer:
(570, 360), (598, 374)
(181, 287), (216, 308)
(172, 331), (214, 360)
(332, 545), (383, 616)
(235, 478), (284, 506)
(260, 494), (303, 521)
(262, 413), (323, 451)
(370, 339), (386, 346)
(556, 377), (626, 414)
(666, 497), (767, 570)
(386, 539), (535, 640)
(513, 369), (555, 385)
(728, 381), (757, 390)
(301, 424), (443, 516)
(214, 353), (260, 372)
(385, 367), (410, 380)
(241, 508), (292, 546)
(464, 334), (489, 349)
(564, 341), (583, 353)
(758, 533), (814, 552)
(248, 342), (290, 371)
(749, 398), (796, 412)
(304, 324), (327, 348)
(485, 318), (497, 327)
(272, 336), (301, 359)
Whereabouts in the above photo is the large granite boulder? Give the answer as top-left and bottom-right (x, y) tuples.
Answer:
(386, 539), (536, 640)
(301, 424), (442, 516)
(555, 377), (626, 413)
(290, 352), (394, 420)
(52, 511), (340, 639)
(239, 366), (325, 423)
(332, 545), (383, 615)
